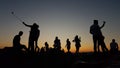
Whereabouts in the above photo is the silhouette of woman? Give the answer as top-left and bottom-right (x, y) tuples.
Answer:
(65, 38), (71, 52)
(73, 35), (81, 53)
(22, 22), (40, 53)
(45, 42), (49, 52)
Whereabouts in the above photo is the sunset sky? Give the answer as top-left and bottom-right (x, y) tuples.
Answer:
(0, 0), (120, 53)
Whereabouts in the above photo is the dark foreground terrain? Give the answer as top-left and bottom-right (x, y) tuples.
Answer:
(0, 47), (120, 68)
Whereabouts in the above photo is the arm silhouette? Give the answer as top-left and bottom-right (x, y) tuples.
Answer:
(22, 22), (32, 27)
(100, 21), (106, 29)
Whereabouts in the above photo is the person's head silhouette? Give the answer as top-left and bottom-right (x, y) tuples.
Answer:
(67, 39), (69, 41)
(19, 31), (23, 36)
(112, 39), (115, 42)
(75, 35), (78, 38)
(94, 20), (98, 25)
(55, 36), (58, 40)
(33, 23), (39, 28)
(45, 42), (48, 45)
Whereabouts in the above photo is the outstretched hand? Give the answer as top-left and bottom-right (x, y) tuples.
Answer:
(22, 22), (25, 24)
(103, 21), (106, 24)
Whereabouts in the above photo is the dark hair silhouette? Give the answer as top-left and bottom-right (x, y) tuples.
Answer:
(22, 22), (40, 53)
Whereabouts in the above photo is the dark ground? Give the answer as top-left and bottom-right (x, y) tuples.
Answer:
(0, 47), (120, 68)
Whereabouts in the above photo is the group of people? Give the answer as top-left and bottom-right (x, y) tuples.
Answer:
(12, 20), (119, 54)
(52, 35), (81, 53)
(13, 22), (40, 53)
(90, 20), (119, 54)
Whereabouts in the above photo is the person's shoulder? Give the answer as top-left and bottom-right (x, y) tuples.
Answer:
(14, 35), (18, 37)
(13, 35), (19, 40)
(90, 25), (95, 28)
(90, 25), (93, 27)
(115, 42), (118, 44)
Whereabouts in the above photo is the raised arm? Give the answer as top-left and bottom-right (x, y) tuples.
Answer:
(100, 21), (106, 29)
(22, 22), (32, 27)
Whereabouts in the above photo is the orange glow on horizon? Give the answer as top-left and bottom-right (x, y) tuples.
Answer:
(0, 32), (116, 53)
(0, 41), (95, 53)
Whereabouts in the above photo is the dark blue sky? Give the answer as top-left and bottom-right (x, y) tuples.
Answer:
(0, 0), (120, 52)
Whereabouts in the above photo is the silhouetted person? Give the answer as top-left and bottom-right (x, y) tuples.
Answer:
(65, 38), (71, 52)
(110, 39), (119, 54)
(73, 35), (81, 53)
(53, 36), (61, 50)
(13, 31), (27, 51)
(98, 35), (108, 53)
(90, 20), (106, 53)
(22, 22), (40, 53)
(45, 42), (49, 52)
(40, 47), (45, 53)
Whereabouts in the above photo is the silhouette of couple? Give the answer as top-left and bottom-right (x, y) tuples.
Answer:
(90, 20), (108, 53)
(13, 22), (40, 53)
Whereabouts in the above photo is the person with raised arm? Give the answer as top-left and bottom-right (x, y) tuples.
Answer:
(22, 22), (40, 53)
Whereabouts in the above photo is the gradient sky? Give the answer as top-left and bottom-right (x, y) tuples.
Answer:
(0, 0), (120, 53)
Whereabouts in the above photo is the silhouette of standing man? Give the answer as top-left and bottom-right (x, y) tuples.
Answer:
(90, 20), (106, 53)
(22, 22), (40, 53)
(73, 35), (81, 53)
